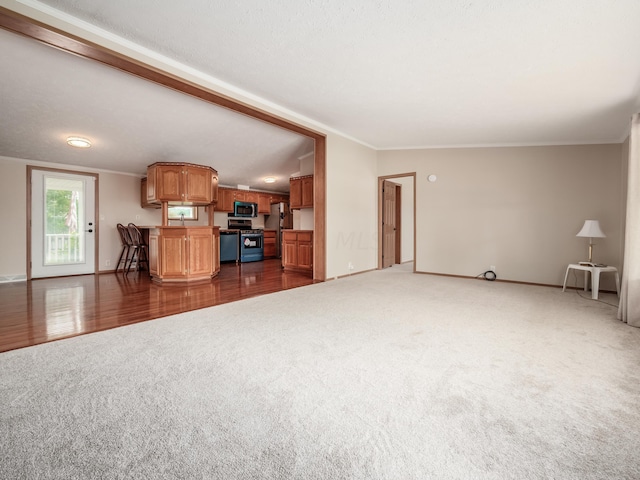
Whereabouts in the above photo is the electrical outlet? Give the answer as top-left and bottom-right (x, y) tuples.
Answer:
(489, 265), (496, 272)
(348, 262), (354, 270)
(106, 260), (111, 266)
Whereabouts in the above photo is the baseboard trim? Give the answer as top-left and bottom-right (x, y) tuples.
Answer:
(414, 271), (618, 294)
(0, 275), (27, 283)
(329, 268), (377, 281)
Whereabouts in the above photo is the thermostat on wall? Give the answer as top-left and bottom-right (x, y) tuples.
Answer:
(427, 174), (437, 182)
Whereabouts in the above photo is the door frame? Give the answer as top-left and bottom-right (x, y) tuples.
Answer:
(377, 173), (416, 272)
(27, 166), (99, 280)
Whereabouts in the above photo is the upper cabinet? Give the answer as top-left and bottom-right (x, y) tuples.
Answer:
(218, 188), (246, 211)
(290, 175), (313, 209)
(140, 177), (161, 209)
(257, 193), (271, 214)
(217, 187), (289, 213)
(244, 191), (259, 203)
(146, 162), (218, 206)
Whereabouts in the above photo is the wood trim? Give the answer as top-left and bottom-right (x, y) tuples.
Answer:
(414, 270), (620, 291)
(26, 166), (32, 281)
(327, 268), (377, 281)
(395, 183), (402, 264)
(26, 165), (100, 280)
(313, 137), (327, 281)
(1, 6), (328, 281)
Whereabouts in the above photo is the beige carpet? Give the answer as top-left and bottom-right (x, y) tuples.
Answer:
(2, 264), (639, 479)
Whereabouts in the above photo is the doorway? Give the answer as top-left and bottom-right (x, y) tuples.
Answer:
(29, 167), (98, 279)
(378, 173), (416, 271)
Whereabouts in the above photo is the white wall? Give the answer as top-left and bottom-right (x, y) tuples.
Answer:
(378, 144), (624, 289)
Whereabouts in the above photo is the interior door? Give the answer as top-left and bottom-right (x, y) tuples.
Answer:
(382, 180), (398, 268)
(31, 169), (97, 278)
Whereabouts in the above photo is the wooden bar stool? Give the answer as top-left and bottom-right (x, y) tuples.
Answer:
(126, 223), (149, 273)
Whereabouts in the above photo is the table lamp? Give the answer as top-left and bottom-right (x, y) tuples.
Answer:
(576, 220), (606, 264)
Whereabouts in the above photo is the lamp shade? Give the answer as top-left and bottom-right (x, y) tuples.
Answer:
(576, 220), (606, 238)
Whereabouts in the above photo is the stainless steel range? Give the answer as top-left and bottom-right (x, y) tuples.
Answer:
(227, 219), (264, 263)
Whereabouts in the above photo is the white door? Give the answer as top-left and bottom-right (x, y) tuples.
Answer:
(31, 169), (96, 278)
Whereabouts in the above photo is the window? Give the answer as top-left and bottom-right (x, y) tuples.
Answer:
(168, 206), (198, 221)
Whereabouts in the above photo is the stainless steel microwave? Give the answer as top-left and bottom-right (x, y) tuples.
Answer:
(233, 201), (258, 218)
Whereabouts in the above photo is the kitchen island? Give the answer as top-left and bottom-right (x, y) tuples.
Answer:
(148, 225), (220, 284)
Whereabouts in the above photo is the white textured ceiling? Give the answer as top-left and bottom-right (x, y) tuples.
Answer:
(2, 0), (640, 185)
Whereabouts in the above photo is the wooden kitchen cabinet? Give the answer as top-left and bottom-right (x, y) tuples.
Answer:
(289, 175), (313, 209)
(218, 188), (236, 212)
(263, 229), (277, 258)
(218, 188), (284, 213)
(148, 226), (220, 283)
(211, 171), (219, 204)
(217, 188), (256, 212)
(146, 162), (218, 205)
(282, 230), (313, 273)
(258, 193), (272, 214)
(140, 178), (161, 209)
(244, 191), (259, 203)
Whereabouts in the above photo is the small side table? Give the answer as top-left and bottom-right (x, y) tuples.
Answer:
(562, 264), (620, 300)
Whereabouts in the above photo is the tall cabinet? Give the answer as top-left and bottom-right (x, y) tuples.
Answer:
(144, 162), (220, 284)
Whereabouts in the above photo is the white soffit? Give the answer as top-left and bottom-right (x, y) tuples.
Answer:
(10, 0), (640, 148)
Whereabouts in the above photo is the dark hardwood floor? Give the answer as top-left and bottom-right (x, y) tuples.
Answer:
(0, 259), (315, 353)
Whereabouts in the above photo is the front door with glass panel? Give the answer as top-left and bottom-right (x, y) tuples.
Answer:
(31, 169), (96, 278)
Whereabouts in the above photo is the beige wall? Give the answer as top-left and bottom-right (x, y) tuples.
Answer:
(0, 158), (27, 280)
(98, 172), (161, 271)
(0, 157), (160, 278)
(620, 135), (630, 266)
(325, 134), (378, 279)
(378, 144), (624, 289)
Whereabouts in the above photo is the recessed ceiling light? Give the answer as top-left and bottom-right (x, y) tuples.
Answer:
(264, 176), (276, 184)
(66, 136), (91, 148)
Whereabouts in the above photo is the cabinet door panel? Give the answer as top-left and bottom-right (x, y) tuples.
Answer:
(212, 232), (220, 274)
(211, 173), (219, 203)
(218, 189), (235, 212)
(290, 178), (302, 209)
(189, 233), (213, 276)
(161, 235), (186, 275)
(283, 240), (298, 268)
(185, 167), (211, 203)
(258, 193), (271, 213)
(157, 165), (183, 201)
(298, 242), (313, 269)
(244, 192), (259, 203)
(149, 234), (159, 275)
(141, 178), (160, 208)
(301, 176), (314, 208)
